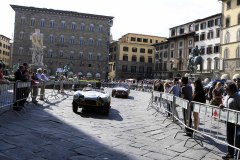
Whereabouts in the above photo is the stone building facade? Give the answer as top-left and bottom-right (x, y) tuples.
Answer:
(109, 33), (166, 81)
(0, 35), (11, 68)
(11, 5), (113, 80)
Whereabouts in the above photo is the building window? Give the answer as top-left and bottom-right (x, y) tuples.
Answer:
(140, 56), (145, 62)
(207, 30), (214, 39)
(79, 37), (84, 45)
(147, 67), (152, 74)
(88, 38), (94, 45)
(170, 51), (174, 58)
(122, 65), (127, 72)
(224, 32), (230, 44)
(207, 20), (214, 28)
(97, 39), (102, 47)
(30, 18), (35, 26)
(19, 32), (24, 39)
(131, 66), (136, 73)
(60, 35), (64, 43)
(132, 56), (137, 62)
(236, 46), (240, 68)
(70, 51), (74, 59)
(195, 34), (199, 42)
(179, 27), (184, 34)
(59, 50), (63, 57)
(61, 21), (65, 29)
(238, 13), (240, 24)
(216, 29), (220, 38)
(148, 57), (152, 63)
(80, 23), (85, 31)
(214, 45), (220, 53)
(200, 22), (206, 29)
(89, 24), (94, 32)
(189, 24), (194, 32)
(137, 38), (142, 42)
(143, 38), (148, 43)
(88, 53), (93, 60)
(171, 29), (176, 36)
(171, 43), (174, 49)
(164, 51), (168, 58)
(71, 22), (76, 31)
(200, 33), (205, 41)
(195, 24), (199, 31)
(70, 36), (75, 44)
(189, 39), (193, 45)
(214, 58), (219, 70)
(148, 49), (153, 54)
(215, 18), (221, 26)
(224, 48), (229, 68)
(123, 46), (128, 52)
(48, 50), (53, 57)
(98, 25), (103, 33)
(130, 37), (136, 41)
(123, 54), (128, 61)
(20, 17), (25, 24)
(227, 0), (231, 9)
(140, 48), (145, 53)
(207, 58), (212, 71)
(237, 29), (240, 41)
(139, 66), (144, 73)
(200, 47), (205, 55)
(226, 17), (230, 27)
(40, 19), (45, 27)
(97, 53), (101, 61)
(207, 46), (212, 54)
(50, 20), (55, 28)
(132, 47), (137, 52)
(49, 35), (54, 43)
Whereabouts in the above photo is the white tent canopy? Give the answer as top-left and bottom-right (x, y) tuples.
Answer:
(78, 72), (83, 76)
(221, 74), (229, 80)
(233, 74), (240, 80)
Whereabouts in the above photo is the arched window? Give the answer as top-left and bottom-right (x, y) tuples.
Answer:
(207, 58), (212, 71)
(50, 20), (55, 28)
(224, 31), (230, 44)
(89, 24), (94, 32)
(60, 35), (64, 43)
(97, 53), (101, 61)
(80, 23), (85, 31)
(237, 29), (240, 41)
(70, 36), (75, 44)
(236, 46), (240, 68)
(40, 19), (45, 27)
(214, 57), (219, 70)
(88, 52), (93, 60)
(238, 13), (240, 25)
(49, 34), (54, 43)
(225, 17), (230, 27)
(79, 37), (84, 45)
(224, 48), (229, 68)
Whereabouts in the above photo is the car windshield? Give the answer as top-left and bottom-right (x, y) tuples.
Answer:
(114, 83), (129, 89)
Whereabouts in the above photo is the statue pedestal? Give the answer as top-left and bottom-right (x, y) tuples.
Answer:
(30, 64), (45, 72)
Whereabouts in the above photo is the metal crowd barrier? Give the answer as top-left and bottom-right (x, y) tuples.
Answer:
(147, 91), (240, 159)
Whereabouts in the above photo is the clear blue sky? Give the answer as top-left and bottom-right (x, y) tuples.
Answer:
(1, 0), (221, 40)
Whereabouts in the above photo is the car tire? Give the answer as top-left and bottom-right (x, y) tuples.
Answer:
(72, 103), (78, 113)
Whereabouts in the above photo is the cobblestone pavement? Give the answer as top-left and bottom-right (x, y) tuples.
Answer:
(0, 88), (227, 160)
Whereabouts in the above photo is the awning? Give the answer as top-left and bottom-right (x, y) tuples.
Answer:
(221, 74), (229, 80)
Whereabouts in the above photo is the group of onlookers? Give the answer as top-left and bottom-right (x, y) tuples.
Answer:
(153, 76), (240, 160)
(13, 63), (49, 111)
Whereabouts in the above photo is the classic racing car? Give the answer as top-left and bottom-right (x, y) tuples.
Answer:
(111, 83), (130, 98)
(72, 87), (111, 115)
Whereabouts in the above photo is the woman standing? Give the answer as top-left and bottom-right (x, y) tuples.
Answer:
(192, 79), (206, 130)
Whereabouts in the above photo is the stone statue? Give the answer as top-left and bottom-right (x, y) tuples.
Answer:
(30, 29), (44, 66)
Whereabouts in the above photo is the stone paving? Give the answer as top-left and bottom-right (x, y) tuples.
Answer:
(0, 88), (227, 160)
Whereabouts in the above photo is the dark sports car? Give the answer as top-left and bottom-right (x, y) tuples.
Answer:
(111, 83), (130, 98)
(72, 88), (111, 115)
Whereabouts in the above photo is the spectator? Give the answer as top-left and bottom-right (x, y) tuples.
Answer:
(40, 69), (49, 100)
(169, 79), (181, 97)
(30, 71), (39, 104)
(233, 78), (240, 91)
(181, 76), (193, 137)
(210, 82), (223, 106)
(220, 82), (240, 160)
(35, 68), (44, 100)
(0, 63), (10, 84)
(192, 79), (206, 130)
(13, 65), (27, 111)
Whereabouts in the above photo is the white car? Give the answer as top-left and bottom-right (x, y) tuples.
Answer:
(72, 88), (111, 115)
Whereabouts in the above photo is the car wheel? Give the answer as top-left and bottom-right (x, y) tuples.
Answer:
(103, 103), (110, 115)
(72, 103), (78, 113)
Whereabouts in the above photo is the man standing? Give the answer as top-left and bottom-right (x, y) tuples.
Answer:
(220, 82), (240, 160)
(40, 69), (49, 100)
(181, 77), (193, 137)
